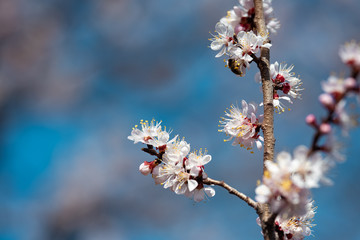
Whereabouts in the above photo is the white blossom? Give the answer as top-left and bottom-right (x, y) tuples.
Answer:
(339, 40), (360, 70)
(277, 201), (316, 240)
(220, 0), (280, 34)
(128, 119), (162, 144)
(210, 22), (235, 58)
(220, 100), (263, 151)
(321, 75), (347, 97)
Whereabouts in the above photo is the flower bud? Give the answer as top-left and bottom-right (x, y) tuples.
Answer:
(139, 161), (153, 175)
(305, 114), (317, 126)
(344, 77), (357, 90)
(319, 93), (335, 110)
(319, 123), (332, 134)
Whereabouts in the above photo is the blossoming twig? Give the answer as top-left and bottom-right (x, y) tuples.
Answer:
(308, 72), (359, 156)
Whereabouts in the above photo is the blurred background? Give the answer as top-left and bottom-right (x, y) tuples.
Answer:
(0, 0), (359, 239)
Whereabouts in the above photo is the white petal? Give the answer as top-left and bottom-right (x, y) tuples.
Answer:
(215, 47), (226, 58)
(194, 189), (205, 202)
(201, 155), (212, 165)
(261, 43), (272, 49)
(204, 187), (216, 197)
(277, 151), (292, 163)
(211, 40), (223, 51)
(294, 145), (308, 160)
(215, 22), (227, 35)
(188, 179), (198, 192)
(256, 140), (263, 149)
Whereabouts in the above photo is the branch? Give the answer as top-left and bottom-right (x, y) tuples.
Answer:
(203, 177), (258, 210)
(253, 1), (277, 239)
(253, 0), (275, 168)
(308, 71), (359, 156)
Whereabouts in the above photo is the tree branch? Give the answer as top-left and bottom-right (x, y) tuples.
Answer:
(253, 0), (275, 169)
(308, 71), (360, 156)
(203, 177), (258, 210)
(253, 1), (276, 239)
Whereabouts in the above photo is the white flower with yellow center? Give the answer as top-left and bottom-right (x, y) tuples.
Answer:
(210, 22), (235, 58)
(277, 201), (316, 240)
(235, 31), (271, 59)
(220, 100), (263, 151)
(128, 119), (161, 144)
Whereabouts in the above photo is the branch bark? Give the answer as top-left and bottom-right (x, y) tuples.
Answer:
(253, 0), (275, 168)
(203, 177), (258, 210)
(253, 0), (276, 239)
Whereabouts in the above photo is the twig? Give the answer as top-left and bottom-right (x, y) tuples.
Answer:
(308, 71), (359, 156)
(203, 177), (258, 210)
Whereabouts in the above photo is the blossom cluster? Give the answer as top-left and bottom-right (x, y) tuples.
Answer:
(306, 42), (360, 161)
(255, 146), (330, 216)
(220, 0), (280, 35)
(128, 119), (215, 202)
(210, 23), (271, 76)
(209, 0), (279, 76)
(219, 100), (263, 151)
(255, 146), (330, 238)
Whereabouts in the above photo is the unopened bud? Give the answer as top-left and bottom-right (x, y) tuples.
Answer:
(345, 77), (357, 90)
(234, 25), (245, 35)
(305, 114), (317, 126)
(319, 123), (332, 134)
(139, 161), (153, 175)
(319, 93), (335, 110)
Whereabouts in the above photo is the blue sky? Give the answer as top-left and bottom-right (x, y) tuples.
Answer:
(0, 0), (360, 239)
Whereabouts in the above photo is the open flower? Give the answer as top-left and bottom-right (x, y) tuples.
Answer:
(339, 40), (360, 70)
(210, 22), (235, 58)
(276, 201), (316, 240)
(128, 119), (162, 144)
(220, 100), (263, 151)
(267, 62), (303, 113)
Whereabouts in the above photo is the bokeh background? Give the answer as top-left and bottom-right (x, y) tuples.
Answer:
(0, 0), (359, 239)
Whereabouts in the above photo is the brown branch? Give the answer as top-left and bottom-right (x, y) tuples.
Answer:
(253, 0), (275, 169)
(253, 1), (276, 239)
(203, 177), (258, 210)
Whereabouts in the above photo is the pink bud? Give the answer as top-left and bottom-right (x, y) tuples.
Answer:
(319, 93), (335, 110)
(345, 77), (357, 90)
(139, 161), (152, 175)
(319, 123), (332, 134)
(305, 114), (317, 126)
(234, 25), (245, 35)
